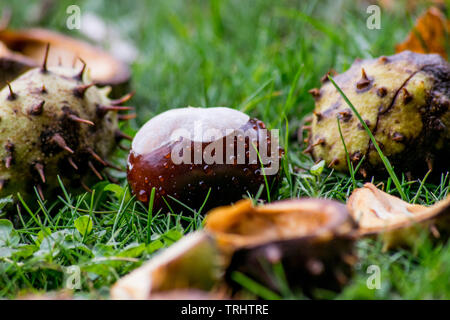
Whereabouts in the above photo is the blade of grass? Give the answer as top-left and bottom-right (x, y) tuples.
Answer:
(231, 271), (282, 300)
(147, 187), (156, 243)
(337, 117), (357, 190)
(328, 75), (407, 200)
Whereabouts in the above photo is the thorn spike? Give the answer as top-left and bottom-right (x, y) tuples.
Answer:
(51, 133), (74, 153)
(88, 161), (103, 180)
(110, 91), (135, 105)
(118, 113), (137, 121)
(328, 158), (339, 168)
(430, 224), (440, 238)
(320, 69), (337, 83)
(338, 110), (352, 122)
(73, 83), (95, 98)
(402, 88), (413, 104)
(391, 132), (405, 142)
(303, 116), (313, 123)
(4, 142), (14, 168)
(356, 68), (371, 89)
(378, 56), (388, 63)
(5, 156), (12, 168)
(115, 130), (133, 141)
(361, 68), (368, 80)
(6, 82), (16, 101)
(359, 167), (368, 178)
(35, 162), (46, 183)
(74, 58), (87, 80)
(425, 156), (433, 172)
(87, 147), (107, 166)
(313, 110), (323, 121)
(350, 151), (361, 163)
(99, 105), (135, 112)
(376, 87), (387, 97)
(68, 114), (95, 126)
(29, 100), (45, 116)
(311, 138), (325, 147)
(81, 180), (92, 193)
(36, 184), (45, 200)
(302, 145), (314, 154)
(308, 88), (321, 99)
(68, 157), (78, 170)
(42, 43), (50, 73)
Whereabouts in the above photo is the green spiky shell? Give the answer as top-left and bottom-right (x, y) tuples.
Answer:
(0, 66), (120, 199)
(308, 51), (449, 176)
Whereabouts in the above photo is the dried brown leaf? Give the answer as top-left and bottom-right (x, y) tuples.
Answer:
(395, 7), (449, 59)
(347, 183), (450, 250)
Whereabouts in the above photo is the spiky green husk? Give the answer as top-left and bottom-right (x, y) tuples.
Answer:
(0, 65), (126, 200)
(307, 51), (449, 177)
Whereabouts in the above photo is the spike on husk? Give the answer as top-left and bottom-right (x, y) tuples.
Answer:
(6, 82), (16, 100)
(41, 43), (50, 73)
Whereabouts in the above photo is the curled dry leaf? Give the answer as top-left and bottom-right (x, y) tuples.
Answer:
(205, 198), (357, 296)
(0, 42), (35, 88)
(395, 7), (449, 59)
(0, 28), (131, 94)
(347, 183), (450, 250)
(111, 198), (357, 299)
(110, 232), (222, 300)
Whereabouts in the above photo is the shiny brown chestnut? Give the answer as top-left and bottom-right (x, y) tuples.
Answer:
(127, 107), (283, 213)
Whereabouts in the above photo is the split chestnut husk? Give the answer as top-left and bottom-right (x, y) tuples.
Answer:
(347, 183), (450, 250)
(0, 42), (35, 87)
(110, 232), (221, 299)
(205, 199), (357, 296)
(0, 28), (130, 95)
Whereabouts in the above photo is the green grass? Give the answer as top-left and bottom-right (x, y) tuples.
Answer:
(0, 0), (449, 299)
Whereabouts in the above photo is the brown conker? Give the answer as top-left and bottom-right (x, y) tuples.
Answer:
(127, 107), (283, 213)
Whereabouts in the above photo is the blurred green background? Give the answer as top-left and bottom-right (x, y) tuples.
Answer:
(3, 0), (434, 129)
(1, 0), (449, 299)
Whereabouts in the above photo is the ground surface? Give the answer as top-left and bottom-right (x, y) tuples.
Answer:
(0, 0), (449, 299)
